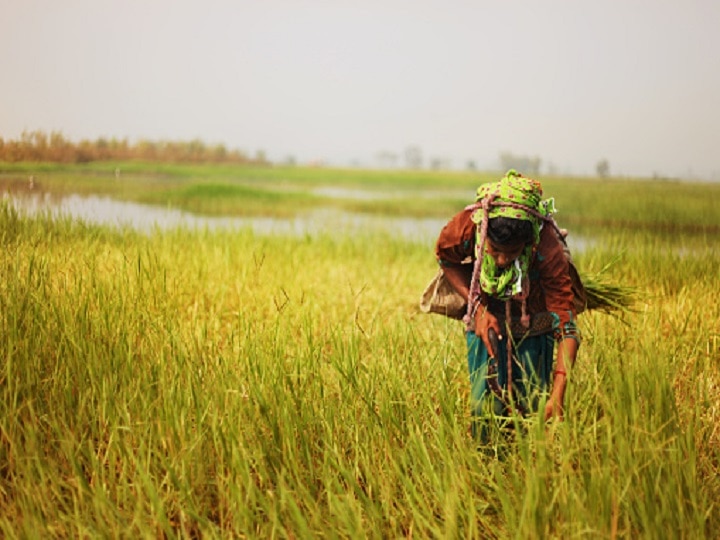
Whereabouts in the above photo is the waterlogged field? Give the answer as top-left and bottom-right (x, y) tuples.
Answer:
(2, 161), (720, 230)
(1, 164), (719, 537)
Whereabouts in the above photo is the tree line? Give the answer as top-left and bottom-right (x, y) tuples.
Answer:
(0, 131), (268, 165)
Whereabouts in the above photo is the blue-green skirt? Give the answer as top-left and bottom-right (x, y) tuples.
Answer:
(466, 331), (554, 419)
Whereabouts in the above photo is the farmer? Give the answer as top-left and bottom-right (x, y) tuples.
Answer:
(435, 170), (581, 440)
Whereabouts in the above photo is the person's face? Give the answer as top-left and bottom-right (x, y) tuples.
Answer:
(485, 239), (526, 269)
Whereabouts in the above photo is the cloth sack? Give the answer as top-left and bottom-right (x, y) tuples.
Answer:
(419, 268), (466, 320)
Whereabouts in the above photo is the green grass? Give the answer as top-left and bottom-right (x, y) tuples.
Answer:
(3, 161), (719, 232)
(139, 182), (324, 217)
(1, 195), (718, 537)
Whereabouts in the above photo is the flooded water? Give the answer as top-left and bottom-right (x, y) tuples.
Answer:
(5, 192), (450, 245)
(4, 192), (592, 251)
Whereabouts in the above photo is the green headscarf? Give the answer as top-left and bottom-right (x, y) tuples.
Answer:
(471, 170), (556, 299)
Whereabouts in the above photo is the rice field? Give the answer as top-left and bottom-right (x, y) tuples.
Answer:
(1, 164), (719, 538)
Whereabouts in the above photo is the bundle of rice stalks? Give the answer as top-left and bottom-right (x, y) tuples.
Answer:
(583, 274), (639, 314)
(578, 257), (640, 316)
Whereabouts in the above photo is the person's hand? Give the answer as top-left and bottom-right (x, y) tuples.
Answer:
(475, 309), (502, 357)
(544, 375), (567, 421)
(544, 396), (564, 421)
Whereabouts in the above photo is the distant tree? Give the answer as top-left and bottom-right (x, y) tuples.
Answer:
(429, 157), (451, 171)
(498, 151), (542, 175)
(596, 159), (610, 178)
(186, 139), (206, 161)
(404, 145), (423, 169)
(254, 149), (268, 164)
(466, 160), (477, 171)
(48, 132), (73, 162)
(211, 144), (228, 162)
(0, 130), (263, 165)
(76, 139), (95, 162)
(136, 139), (158, 161)
(375, 151), (399, 169)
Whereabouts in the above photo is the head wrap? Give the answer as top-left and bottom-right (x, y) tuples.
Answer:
(471, 169), (555, 245)
(476, 169), (544, 216)
(463, 170), (558, 330)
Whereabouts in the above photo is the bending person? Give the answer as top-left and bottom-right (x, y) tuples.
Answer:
(435, 170), (581, 441)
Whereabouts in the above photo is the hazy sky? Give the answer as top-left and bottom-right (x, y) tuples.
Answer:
(2, 0), (719, 179)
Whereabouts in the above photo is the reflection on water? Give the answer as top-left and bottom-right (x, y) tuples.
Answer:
(5, 192), (592, 250)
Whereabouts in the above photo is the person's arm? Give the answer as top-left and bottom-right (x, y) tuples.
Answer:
(544, 336), (578, 421)
(537, 227), (580, 421)
(435, 207), (476, 301)
(474, 306), (502, 356)
(440, 264), (471, 302)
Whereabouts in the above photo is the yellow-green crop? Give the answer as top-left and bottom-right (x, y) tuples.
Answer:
(1, 180), (718, 537)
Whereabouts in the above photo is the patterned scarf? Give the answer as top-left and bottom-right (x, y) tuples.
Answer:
(464, 170), (556, 329)
(478, 244), (533, 299)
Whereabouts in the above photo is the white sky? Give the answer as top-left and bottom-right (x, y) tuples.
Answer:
(1, 0), (719, 179)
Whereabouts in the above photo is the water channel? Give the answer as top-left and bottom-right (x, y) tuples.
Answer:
(5, 192), (452, 245)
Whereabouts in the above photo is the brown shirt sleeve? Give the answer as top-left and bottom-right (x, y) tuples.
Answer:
(533, 225), (578, 337)
(435, 208), (477, 267)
